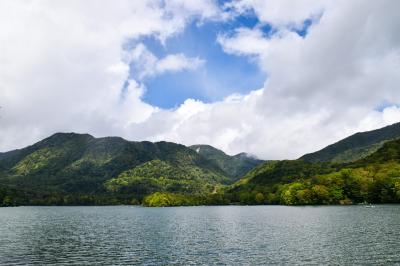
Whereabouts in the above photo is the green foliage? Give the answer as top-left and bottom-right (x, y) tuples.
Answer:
(0, 133), (237, 206)
(3, 130), (400, 207)
(143, 192), (194, 207)
(255, 192), (265, 204)
(12, 148), (65, 175)
(142, 191), (230, 207)
(228, 139), (400, 205)
(104, 159), (218, 200)
(0, 133), (230, 200)
(230, 159), (338, 195)
(189, 144), (263, 181)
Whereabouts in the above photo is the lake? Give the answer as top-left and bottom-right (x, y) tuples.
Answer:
(0, 205), (399, 265)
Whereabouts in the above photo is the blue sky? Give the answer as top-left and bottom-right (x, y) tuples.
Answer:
(124, 8), (316, 109)
(127, 11), (268, 108)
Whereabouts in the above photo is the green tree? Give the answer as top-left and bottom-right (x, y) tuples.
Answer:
(296, 189), (313, 204)
(255, 192), (265, 204)
(2, 196), (13, 206)
(311, 185), (330, 204)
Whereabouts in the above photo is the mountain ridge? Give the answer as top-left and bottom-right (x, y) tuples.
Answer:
(0, 132), (260, 206)
(0, 132), (229, 191)
(189, 144), (264, 181)
(2, 123), (400, 206)
(227, 137), (400, 205)
(300, 122), (400, 163)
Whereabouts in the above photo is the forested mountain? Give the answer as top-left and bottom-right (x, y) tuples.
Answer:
(300, 122), (400, 163)
(2, 122), (400, 207)
(0, 133), (232, 205)
(189, 144), (263, 181)
(227, 138), (400, 205)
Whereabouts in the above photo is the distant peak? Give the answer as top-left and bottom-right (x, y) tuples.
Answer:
(190, 144), (214, 149)
(191, 144), (225, 151)
(50, 132), (93, 138)
(44, 132), (94, 142)
(235, 152), (260, 160)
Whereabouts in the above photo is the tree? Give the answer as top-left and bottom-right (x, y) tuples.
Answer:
(296, 189), (313, 204)
(311, 185), (330, 204)
(2, 196), (13, 206)
(255, 192), (265, 204)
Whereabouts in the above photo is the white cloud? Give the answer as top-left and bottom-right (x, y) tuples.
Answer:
(217, 27), (271, 57)
(225, 0), (324, 29)
(1, 0), (400, 161)
(126, 0), (400, 159)
(156, 54), (204, 74)
(0, 0), (218, 151)
(127, 44), (204, 79)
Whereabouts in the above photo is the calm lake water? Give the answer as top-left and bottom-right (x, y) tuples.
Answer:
(0, 205), (399, 265)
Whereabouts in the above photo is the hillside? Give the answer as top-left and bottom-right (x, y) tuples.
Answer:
(2, 125), (400, 207)
(189, 144), (263, 181)
(0, 133), (231, 205)
(300, 122), (400, 163)
(227, 138), (400, 205)
(105, 159), (223, 199)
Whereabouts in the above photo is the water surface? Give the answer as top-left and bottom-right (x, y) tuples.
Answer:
(0, 205), (399, 265)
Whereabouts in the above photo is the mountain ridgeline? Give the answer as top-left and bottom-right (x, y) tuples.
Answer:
(227, 137), (400, 205)
(300, 122), (400, 163)
(1, 122), (400, 207)
(0, 133), (261, 206)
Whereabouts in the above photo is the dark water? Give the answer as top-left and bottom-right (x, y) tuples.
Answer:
(0, 205), (399, 265)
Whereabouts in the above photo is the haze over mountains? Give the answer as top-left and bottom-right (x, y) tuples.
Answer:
(1, 122), (400, 206)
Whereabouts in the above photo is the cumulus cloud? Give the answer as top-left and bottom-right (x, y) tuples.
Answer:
(0, 0), (218, 151)
(1, 0), (400, 160)
(217, 27), (271, 57)
(156, 54), (204, 74)
(224, 0), (324, 29)
(129, 0), (400, 159)
(127, 44), (204, 79)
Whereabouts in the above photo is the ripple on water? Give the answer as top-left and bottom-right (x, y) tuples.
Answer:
(0, 205), (399, 265)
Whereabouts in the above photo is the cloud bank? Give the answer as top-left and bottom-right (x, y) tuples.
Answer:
(0, 0), (399, 159)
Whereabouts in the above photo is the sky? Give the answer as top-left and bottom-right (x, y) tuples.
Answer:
(0, 0), (400, 159)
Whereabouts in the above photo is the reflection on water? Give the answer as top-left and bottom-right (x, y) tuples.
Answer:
(0, 205), (399, 265)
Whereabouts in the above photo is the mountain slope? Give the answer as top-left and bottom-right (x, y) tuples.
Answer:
(189, 144), (263, 181)
(104, 159), (220, 200)
(0, 133), (228, 198)
(227, 138), (400, 205)
(300, 122), (400, 163)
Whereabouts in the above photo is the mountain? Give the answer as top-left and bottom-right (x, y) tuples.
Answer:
(300, 122), (400, 163)
(189, 144), (263, 181)
(0, 133), (231, 205)
(3, 123), (400, 207)
(226, 138), (400, 205)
